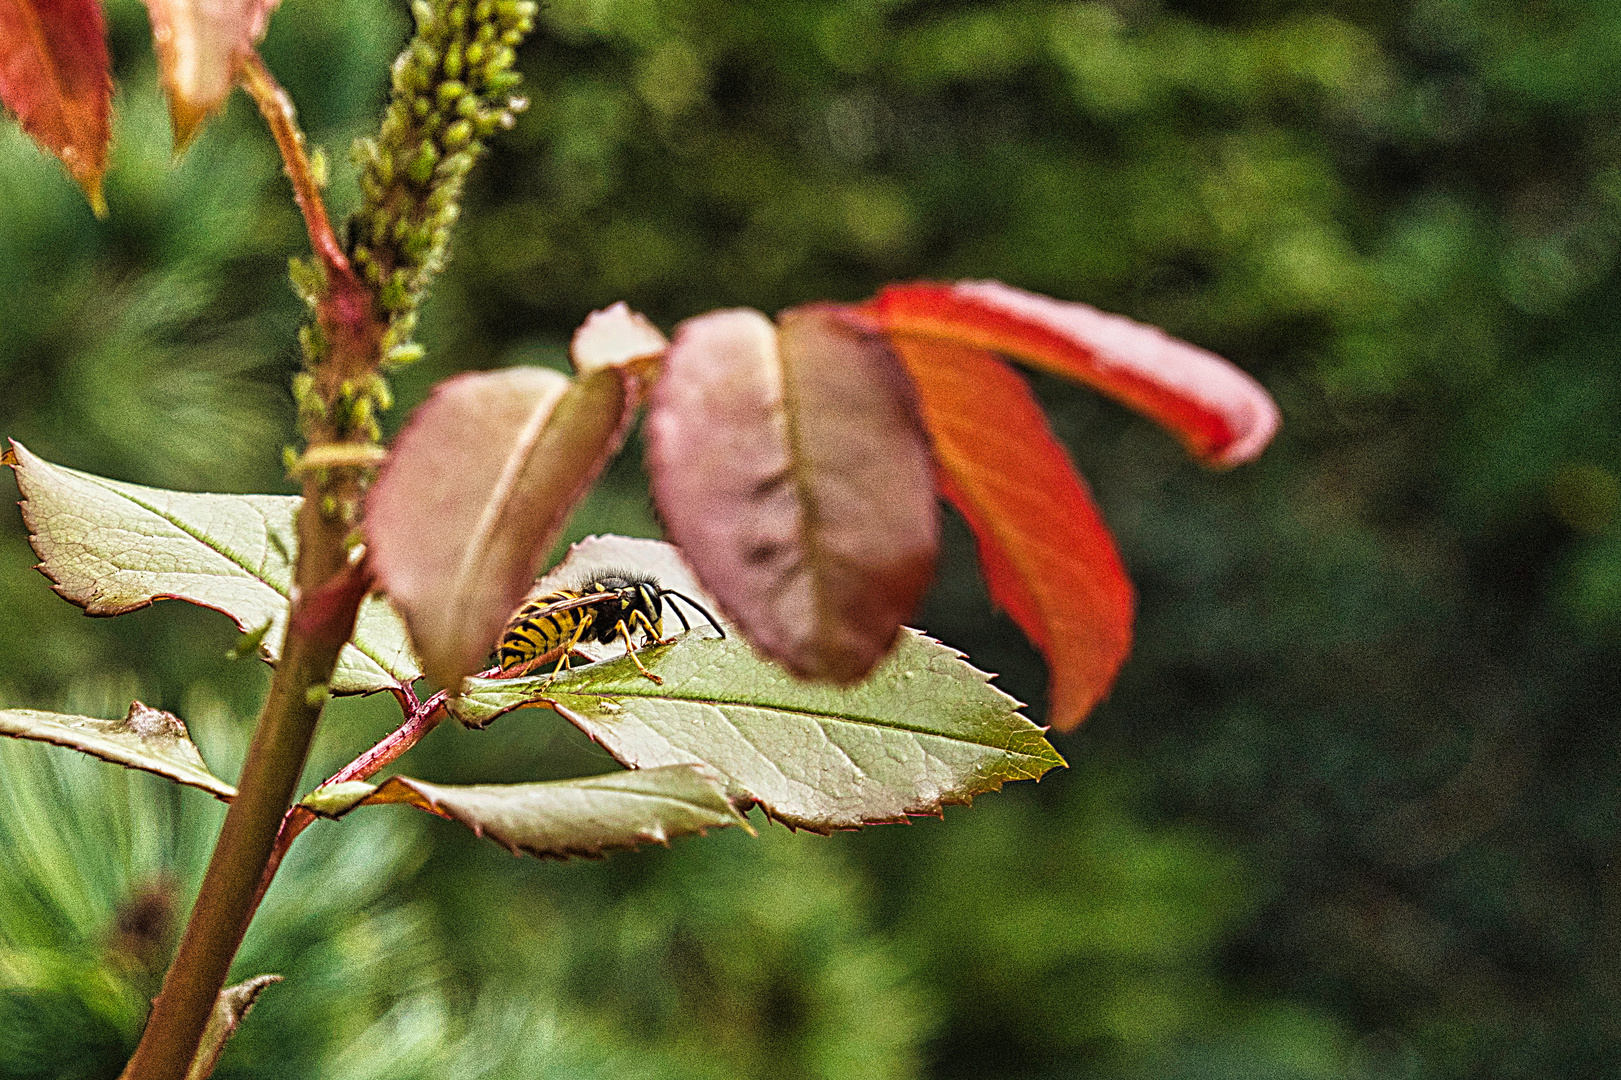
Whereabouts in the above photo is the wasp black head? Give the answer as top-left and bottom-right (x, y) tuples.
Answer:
(577, 572), (726, 643)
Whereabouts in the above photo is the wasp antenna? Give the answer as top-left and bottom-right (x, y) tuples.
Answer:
(660, 589), (726, 638)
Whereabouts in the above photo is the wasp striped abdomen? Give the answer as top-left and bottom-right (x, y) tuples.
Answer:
(494, 573), (726, 684)
(494, 589), (597, 671)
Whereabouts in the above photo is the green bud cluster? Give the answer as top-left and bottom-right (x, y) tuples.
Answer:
(347, 0), (536, 372)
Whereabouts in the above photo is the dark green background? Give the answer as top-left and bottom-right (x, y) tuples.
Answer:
(2, 0), (1619, 1076)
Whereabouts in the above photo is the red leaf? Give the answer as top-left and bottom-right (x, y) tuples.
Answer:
(0, 0), (111, 213)
(888, 334), (1134, 731)
(876, 280), (1280, 468)
(365, 365), (637, 689)
(141, 0), (282, 149)
(647, 305), (938, 684)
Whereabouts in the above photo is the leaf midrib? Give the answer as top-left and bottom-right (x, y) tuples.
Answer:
(78, 472), (402, 680)
(484, 679), (1052, 761)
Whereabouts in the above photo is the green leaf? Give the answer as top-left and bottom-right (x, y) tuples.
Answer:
(451, 630), (1064, 832)
(185, 974), (282, 1080)
(0, 701), (236, 800)
(5, 440), (420, 694)
(299, 765), (749, 859)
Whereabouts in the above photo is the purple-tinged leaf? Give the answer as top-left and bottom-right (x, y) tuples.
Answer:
(364, 366), (636, 690)
(646, 305), (937, 685)
(141, 0), (282, 149)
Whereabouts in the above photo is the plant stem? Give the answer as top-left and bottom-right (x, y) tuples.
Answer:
(238, 53), (348, 278)
(119, 565), (368, 1080)
(119, 56), (386, 1080)
(248, 691), (449, 917)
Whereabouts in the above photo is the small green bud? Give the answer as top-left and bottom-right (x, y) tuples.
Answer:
(309, 146), (330, 188)
(287, 257), (323, 306)
(391, 310), (419, 343)
(402, 228), (435, 262)
(367, 374), (396, 411)
(444, 47), (465, 80)
(407, 141), (439, 183)
(443, 118), (475, 148)
(386, 342), (427, 367)
(438, 79), (468, 104)
(464, 41), (486, 65)
(349, 395), (375, 432)
(305, 683), (332, 708)
(441, 149), (476, 178)
(380, 273), (412, 312)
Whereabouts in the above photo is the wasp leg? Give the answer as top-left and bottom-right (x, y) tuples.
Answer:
(629, 608), (673, 646)
(541, 616), (595, 687)
(615, 618), (666, 684)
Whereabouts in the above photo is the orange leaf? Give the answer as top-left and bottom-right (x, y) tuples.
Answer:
(888, 334), (1134, 731)
(876, 281), (1280, 468)
(0, 0), (111, 213)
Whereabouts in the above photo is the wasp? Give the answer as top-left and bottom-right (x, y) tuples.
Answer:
(494, 573), (725, 685)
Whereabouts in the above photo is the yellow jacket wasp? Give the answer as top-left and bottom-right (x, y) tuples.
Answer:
(494, 573), (726, 684)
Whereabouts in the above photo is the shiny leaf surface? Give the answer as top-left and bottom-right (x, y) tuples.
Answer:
(452, 630), (1063, 832)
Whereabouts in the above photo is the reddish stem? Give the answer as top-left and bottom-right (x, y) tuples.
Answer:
(246, 687), (450, 916)
(238, 52), (349, 278)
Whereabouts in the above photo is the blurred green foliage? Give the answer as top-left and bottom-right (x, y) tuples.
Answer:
(4, 0), (1621, 1076)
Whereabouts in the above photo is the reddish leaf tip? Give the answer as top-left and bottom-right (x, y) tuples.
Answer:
(875, 280), (1281, 468)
